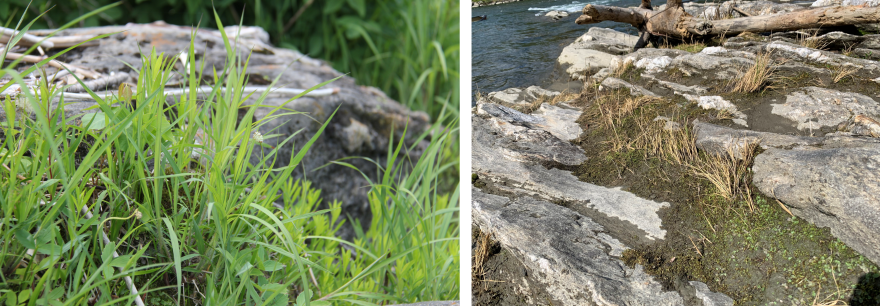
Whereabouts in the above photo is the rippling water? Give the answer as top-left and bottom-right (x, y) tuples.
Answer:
(472, 0), (640, 101)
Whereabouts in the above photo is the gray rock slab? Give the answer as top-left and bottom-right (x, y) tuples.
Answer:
(531, 103), (584, 141)
(753, 144), (880, 265)
(486, 86), (560, 106)
(669, 53), (754, 80)
(694, 121), (824, 157)
(772, 87), (880, 131)
(473, 114), (669, 240)
(472, 190), (685, 305)
(601, 77), (660, 97)
(765, 41), (880, 77)
(690, 281), (735, 306)
(559, 28), (639, 80)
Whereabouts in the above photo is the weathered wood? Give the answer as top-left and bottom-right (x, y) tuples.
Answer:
(576, 1), (880, 48)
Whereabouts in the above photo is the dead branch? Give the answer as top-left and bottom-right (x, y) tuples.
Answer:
(576, 0), (880, 49)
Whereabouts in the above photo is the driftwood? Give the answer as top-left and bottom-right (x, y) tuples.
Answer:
(576, 0), (880, 49)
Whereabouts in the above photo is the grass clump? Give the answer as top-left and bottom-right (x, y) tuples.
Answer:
(831, 65), (859, 84)
(731, 52), (776, 93)
(0, 8), (458, 306)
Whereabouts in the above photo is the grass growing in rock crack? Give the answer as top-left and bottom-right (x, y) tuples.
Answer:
(831, 65), (859, 84)
(731, 52), (776, 93)
(0, 8), (458, 306)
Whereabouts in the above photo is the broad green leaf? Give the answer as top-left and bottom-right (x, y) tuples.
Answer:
(80, 112), (107, 130)
(262, 260), (285, 272)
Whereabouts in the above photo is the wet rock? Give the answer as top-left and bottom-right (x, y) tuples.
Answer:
(600, 77), (660, 97)
(772, 87), (880, 132)
(558, 28), (638, 80)
(752, 143), (880, 266)
(473, 190), (685, 305)
(545, 10), (569, 20)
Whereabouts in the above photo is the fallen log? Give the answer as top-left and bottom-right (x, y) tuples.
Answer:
(576, 0), (880, 49)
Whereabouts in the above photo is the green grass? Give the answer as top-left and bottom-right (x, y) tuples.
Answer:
(0, 7), (458, 306)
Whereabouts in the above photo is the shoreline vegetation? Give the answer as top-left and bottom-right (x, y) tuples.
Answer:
(0, 3), (459, 306)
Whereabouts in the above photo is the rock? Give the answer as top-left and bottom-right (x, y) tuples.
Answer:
(668, 53), (754, 81)
(654, 116), (682, 131)
(473, 111), (669, 241)
(472, 190), (685, 305)
(2, 23), (430, 240)
(600, 77), (660, 97)
(752, 144), (880, 266)
(690, 281), (735, 306)
(682, 95), (748, 126)
(558, 28), (639, 80)
(486, 86), (561, 106)
(532, 103), (584, 141)
(839, 114), (880, 137)
(694, 121), (824, 158)
(765, 41), (880, 77)
(772, 87), (880, 132)
(545, 10), (569, 20)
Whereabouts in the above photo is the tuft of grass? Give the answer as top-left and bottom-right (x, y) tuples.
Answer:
(731, 52), (776, 93)
(831, 65), (859, 84)
(673, 42), (708, 53)
(799, 30), (830, 50)
(688, 141), (758, 210)
(612, 57), (634, 78)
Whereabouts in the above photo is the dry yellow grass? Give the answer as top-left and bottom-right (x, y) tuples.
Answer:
(731, 52), (776, 93)
(831, 65), (859, 84)
(688, 141), (758, 210)
(799, 30), (830, 50)
(613, 57), (635, 77)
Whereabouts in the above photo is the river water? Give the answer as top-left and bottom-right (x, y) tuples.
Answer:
(472, 0), (641, 100)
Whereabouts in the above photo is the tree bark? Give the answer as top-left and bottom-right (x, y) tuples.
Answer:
(576, 1), (880, 47)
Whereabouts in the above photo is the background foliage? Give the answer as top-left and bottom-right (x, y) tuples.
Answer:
(0, 0), (460, 121)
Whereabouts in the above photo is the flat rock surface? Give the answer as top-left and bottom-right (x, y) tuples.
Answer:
(473, 190), (684, 305)
(753, 144), (880, 265)
(773, 87), (880, 131)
